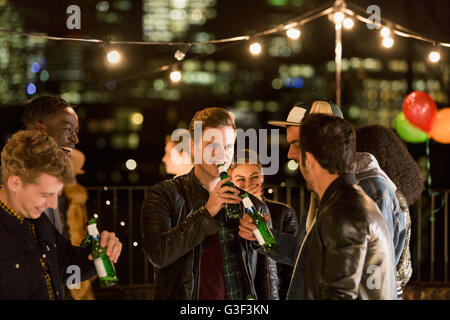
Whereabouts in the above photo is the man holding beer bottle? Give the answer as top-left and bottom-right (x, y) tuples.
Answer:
(0, 130), (122, 299)
(141, 107), (279, 300)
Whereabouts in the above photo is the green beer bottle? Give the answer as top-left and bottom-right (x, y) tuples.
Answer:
(241, 193), (278, 251)
(86, 218), (119, 288)
(217, 163), (242, 219)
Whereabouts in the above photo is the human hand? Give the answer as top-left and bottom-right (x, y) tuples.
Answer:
(88, 231), (122, 263)
(238, 213), (270, 241)
(205, 178), (241, 217)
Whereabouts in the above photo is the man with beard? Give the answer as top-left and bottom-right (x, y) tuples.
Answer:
(239, 114), (397, 300)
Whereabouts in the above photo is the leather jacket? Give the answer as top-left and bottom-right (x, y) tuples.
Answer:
(264, 199), (300, 299)
(141, 169), (279, 300)
(303, 173), (398, 299)
(270, 173), (397, 300)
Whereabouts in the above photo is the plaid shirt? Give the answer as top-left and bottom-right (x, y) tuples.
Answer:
(216, 211), (243, 300)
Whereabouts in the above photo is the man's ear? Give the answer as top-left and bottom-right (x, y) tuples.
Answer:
(7, 175), (22, 193)
(304, 151), (315, 169)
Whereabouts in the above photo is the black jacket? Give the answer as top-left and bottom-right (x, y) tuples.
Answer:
(264, 199), (300, 299)
(0, 206), (96, 300)
(303, 174), (397, 299)
(141, 169), (279, 300)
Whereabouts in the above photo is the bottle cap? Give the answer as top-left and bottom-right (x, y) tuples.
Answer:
(217, 163), (227, 174)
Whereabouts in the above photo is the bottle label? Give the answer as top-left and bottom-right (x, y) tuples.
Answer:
(87, 224), (100, 238)
(94, 258), (108, 278)
(241, 196), (254, 211)
(253, 228), (266, 246)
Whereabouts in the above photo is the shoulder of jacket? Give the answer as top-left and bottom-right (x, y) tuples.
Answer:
(147, 175), (186, 194)
(321, 186), (374, 221)
(265, 198), (294, 211)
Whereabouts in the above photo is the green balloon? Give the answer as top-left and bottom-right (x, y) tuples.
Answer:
(395, 112), (428, 143)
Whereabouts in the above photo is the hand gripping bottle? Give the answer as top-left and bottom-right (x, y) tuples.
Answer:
(86, 218), (119, 288)
(217, 163), (242, 219)
(241, 193), (277, 251)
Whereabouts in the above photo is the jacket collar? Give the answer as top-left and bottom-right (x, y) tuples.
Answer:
(355, 152), (397, 191)
(319, 173), (357, 208)
(0, 196), (25, 231)
(186, 167), (210, 198)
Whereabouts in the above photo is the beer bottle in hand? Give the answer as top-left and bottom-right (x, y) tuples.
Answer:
(86, 218), (119, 288)
(241, 193), (277, 251)
(217, 163), (242, 219)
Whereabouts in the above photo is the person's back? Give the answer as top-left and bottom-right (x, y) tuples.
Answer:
(304, 178), (397, 300)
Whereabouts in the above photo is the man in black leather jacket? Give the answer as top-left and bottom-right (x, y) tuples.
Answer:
(141, 107), (279, 300)
(239, 114), (397, 299)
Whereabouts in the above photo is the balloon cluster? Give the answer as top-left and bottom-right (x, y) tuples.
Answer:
(396, 91), (450, 144)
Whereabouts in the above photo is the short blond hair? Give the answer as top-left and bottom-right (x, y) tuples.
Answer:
(1, 130), (74, 186)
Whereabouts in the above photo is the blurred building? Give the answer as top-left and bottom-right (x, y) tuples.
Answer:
(0, 0), (448, 188)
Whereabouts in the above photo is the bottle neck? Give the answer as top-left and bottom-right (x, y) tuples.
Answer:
(218, 165), (228, 178)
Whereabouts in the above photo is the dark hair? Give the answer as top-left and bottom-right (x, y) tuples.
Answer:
(22, 95), (73, 129)
(189, 107), (236, 140)
(300, 113), (356, 175)
(356, 125), (424, 206)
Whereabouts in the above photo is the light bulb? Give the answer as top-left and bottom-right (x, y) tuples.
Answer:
(380, 27), (391, 38)
(249, 42), (262, 55)
(107, 50), (121, 64)
(382, 37), (394, 48)
(333, 12), (345, 25)
(343, 17), (354, 29)
(170, 70), (182, 82)
(286, 28), (301, 40)
(428, 50), (440, 63)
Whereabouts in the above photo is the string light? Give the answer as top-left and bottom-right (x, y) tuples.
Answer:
(249, 42), (262, 55)
(170, 70), (182, 82)
(380, 27), (391, 38)
(428, 49), (441, 63)
(174, 49), (186, 61)
(333, 11), (345, 25)
(1, 2), (446, 98)
(106, 49), (121, 64)
(343, 17), (354, 29)
(382, 36), (394, 48)
(286, 28), (301, 40)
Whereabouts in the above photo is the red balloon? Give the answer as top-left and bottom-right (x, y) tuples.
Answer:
(402, 91), (437, 132)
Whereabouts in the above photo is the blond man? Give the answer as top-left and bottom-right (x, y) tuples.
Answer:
(0, 131), (122, 299)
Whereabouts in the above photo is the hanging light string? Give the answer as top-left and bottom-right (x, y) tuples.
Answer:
(342, 1), (450, 47)
(0, 2), (447, 50)
(0, 3), (332, 46)
(62, 4), (335, 93)
(0, 0), (448, 99)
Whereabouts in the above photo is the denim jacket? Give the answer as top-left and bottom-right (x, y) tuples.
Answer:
(355, 152), (407, 267)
